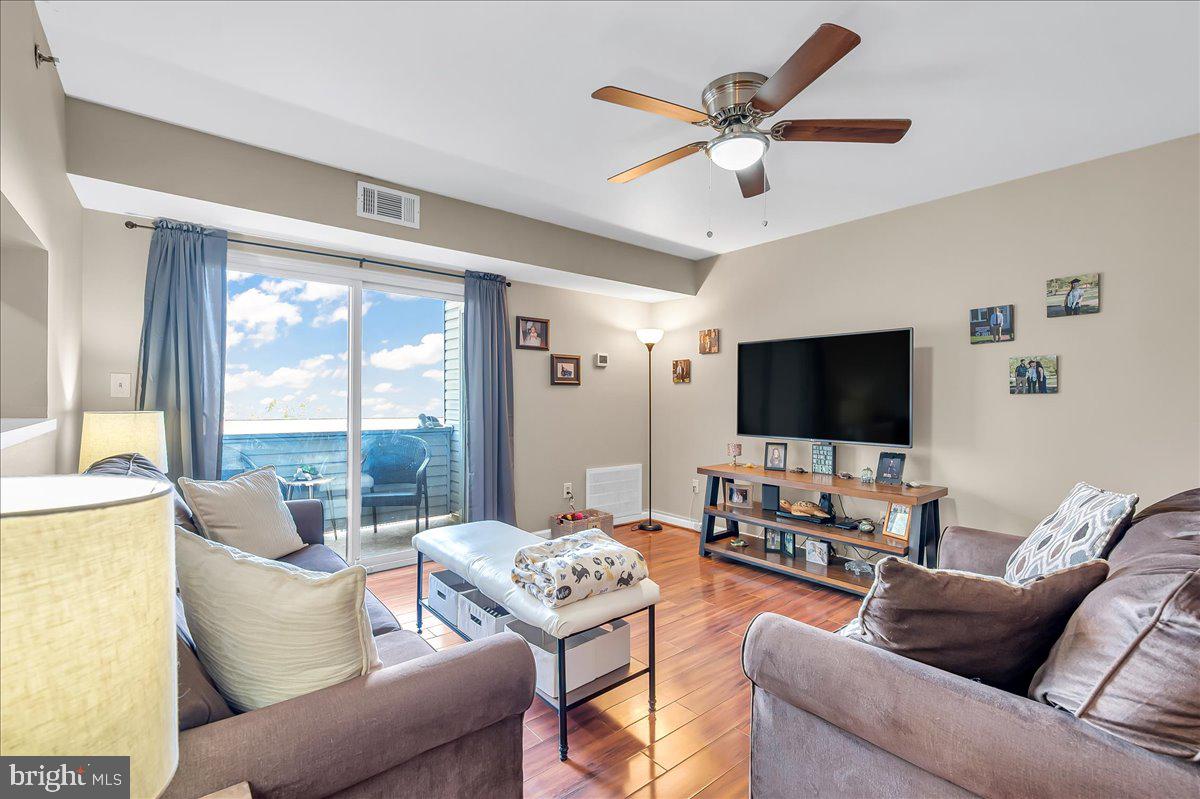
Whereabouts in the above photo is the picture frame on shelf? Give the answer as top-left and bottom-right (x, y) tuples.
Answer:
(884, 502), (912, 542)
(781, 530), (796, 559)
(764, 528), (782, 553)
(804, 539), (830, 565)
(516, 316), (549, 350)
(550, 354), (582, 385)
(763, 441), (787, 472)
(876, 452), (906, 485)
(725, 480), (752, 508)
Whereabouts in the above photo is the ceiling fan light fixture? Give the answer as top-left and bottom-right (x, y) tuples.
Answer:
(706, 125), (769, 171)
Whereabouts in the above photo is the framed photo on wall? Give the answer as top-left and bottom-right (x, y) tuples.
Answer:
(516, 316), (550, 350)
(884, 503), (912, 542)
(550, 354), (581, 385)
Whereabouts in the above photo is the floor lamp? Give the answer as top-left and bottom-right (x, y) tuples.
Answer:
(636, 328), (664, 532)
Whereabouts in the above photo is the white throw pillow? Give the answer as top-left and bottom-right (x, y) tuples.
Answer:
(175, 528), (381, 712)
(1004, 482), (1138, 584)
(178, 466), (304, 558)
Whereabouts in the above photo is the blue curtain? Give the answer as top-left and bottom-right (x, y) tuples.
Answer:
(136, 219), (228, 480)
(463, 271), (516, 524)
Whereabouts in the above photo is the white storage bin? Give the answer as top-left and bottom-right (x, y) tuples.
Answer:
(427, 570), (473, 623)
(506, 618), (632, 700)
(456, 589), (515, 639)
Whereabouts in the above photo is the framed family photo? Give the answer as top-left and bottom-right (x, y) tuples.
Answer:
(672, 359), (692, 384)
(725, 480), (752, 509)
(699, 329), (720, 354)
(550, 353), (581, 385)
(516, 316), (549, 350)
(1046, 274), (1100, 317)
(1009, 355), (1059, 395)
(884, 503), (912, 542)
(969, 304), (1014, 344)
(763, 441), (788, 472)
(764, 528), (782, 553)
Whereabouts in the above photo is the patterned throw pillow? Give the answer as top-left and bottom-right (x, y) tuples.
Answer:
(1005, 482), (1138, 584)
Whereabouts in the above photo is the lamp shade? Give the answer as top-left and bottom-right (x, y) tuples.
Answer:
(635, 328), (664, 345)
(0, 475), (177, 797)
(78, 411), (168, 473)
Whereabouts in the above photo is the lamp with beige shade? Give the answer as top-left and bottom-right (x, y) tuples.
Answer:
(0, 474), (177, 797)
(78, 410), (168, 473)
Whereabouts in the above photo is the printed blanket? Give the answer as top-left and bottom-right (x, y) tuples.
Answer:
(511, 529), (649, 608)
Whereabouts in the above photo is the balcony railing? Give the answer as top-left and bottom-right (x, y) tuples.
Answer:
(220, 424), (463, 545)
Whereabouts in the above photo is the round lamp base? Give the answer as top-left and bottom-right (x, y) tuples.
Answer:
(636, 520), (663, 532)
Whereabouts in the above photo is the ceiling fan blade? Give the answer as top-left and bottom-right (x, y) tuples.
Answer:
(608, 143), (707, 183)
(736, 161), (770, 198)
(592, 86), (710, 124)
(749, 23), (861, 114)
(771, 119), (912, 143)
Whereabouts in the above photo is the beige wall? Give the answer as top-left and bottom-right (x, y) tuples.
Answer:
(78, 209), (651, 530)
(650, 136), (1200, 537)
(65, 100), (698, 297)
(0, 1), (83, 474)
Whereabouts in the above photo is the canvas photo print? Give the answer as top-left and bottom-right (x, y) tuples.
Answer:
(699, 329), (720, 354)
(1046, 273), (1100, 317)
(1010, 355), (1058, 394)
(672, 359), (692, 384)
(969, 304), (1014, 344)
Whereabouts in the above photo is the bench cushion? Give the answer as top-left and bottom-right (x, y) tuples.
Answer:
(413, 521), (659, 638)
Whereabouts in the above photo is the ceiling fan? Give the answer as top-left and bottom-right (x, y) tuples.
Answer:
(591, 23), (911, 198)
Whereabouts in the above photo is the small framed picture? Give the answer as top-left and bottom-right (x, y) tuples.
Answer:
(672, 358), (692, 384)
(884, 503), (912, 542)
(1046, 273), (1100, 317)
(804, 539), (830, 565)
(781, 530), (796, 559)
(763, 442), (788, 472)
(516, 316), (549, 350)
(764, 528), (782, 553)
(969, 304), (1014, 344)
(1010, 355), (1058, 395)
(699, 329), (720, 354)
(550, 354), (581, 385)
(876, 452), (906, 485)
(725, 480), (752, 508)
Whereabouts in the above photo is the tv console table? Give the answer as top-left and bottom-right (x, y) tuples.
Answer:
(696, 463), (948, 596)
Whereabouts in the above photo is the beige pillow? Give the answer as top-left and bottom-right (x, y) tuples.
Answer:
(854, 556), (1108, 691)
(178, 466), (304, 558)
(175, 528), (380, 712)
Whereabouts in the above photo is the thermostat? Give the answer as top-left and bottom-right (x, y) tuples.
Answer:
(594, 353), (609, 367)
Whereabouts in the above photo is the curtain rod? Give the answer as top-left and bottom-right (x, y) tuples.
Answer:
(122, 220), (510, 287)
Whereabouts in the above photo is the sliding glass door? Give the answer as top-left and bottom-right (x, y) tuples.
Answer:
(221, 251), (464, 571)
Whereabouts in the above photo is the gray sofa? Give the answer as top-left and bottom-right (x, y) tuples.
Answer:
(743, 489), (1200, 798)
(165, 498), (536, 799)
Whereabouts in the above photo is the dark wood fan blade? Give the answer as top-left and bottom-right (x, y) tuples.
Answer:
(749, 23), (861, 114)
(608, 142), (707, 183)
(736, 161), (770, 198)
(771, 119), (911, 143)
(591, 86), (710, 124)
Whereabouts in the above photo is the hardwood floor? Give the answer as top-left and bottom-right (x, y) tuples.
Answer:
(367, 522), (860, 798)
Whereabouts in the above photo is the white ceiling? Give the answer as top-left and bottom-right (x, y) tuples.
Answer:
(38, 1), (1200, 260)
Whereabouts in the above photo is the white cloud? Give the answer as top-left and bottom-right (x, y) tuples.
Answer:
(227, 287), (301, 346)
(421, 369), (444, 381)
(262, 278), (347, 303)
(374, 382), (397, 393)
(299, 353), (335, 370)
(369, 333), (444, 371)
(228, 270), (255, 283)
(226, 328), (245, 348)
(332, 389), (348, 398)
(313, 305), (348, 326)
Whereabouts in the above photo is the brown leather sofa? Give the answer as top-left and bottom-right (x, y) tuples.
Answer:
(743, 489), (1200, 798)
(165, 498), (536, 799)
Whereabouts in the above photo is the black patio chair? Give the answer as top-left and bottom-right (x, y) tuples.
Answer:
(361, 434), (430, 535)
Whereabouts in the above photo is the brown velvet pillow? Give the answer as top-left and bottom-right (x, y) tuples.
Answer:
(854, 556), (1108, 691)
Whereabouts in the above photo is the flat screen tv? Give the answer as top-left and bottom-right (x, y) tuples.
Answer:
(737, 328), (912, 447)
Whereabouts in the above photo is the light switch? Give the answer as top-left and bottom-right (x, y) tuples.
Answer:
(110, 372), (132, 398)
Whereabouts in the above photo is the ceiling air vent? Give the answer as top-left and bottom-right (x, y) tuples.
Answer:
(357, 181), (420, 229)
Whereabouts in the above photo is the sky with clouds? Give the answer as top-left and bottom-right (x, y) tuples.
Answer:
(224, 271), (449, 423)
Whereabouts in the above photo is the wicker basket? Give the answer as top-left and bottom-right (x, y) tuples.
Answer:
(548, 508), (614, 538)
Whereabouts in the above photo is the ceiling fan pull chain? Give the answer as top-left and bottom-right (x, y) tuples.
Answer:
(706, 158), (714, 239)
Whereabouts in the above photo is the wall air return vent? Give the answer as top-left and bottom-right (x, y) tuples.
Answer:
(357, 181), (420, 229)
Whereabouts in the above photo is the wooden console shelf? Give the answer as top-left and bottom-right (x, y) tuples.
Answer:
(697, 463), (947, 595)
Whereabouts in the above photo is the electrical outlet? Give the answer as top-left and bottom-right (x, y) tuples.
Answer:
(563, 482), (573, 499)
(691, 479), (700, 494)
(110, 372), (132, 399)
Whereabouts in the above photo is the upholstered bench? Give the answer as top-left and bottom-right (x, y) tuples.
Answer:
(412, 521), (659, 760)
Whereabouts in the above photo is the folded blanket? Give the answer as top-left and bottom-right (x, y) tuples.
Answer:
(511, 529), (649, 608)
